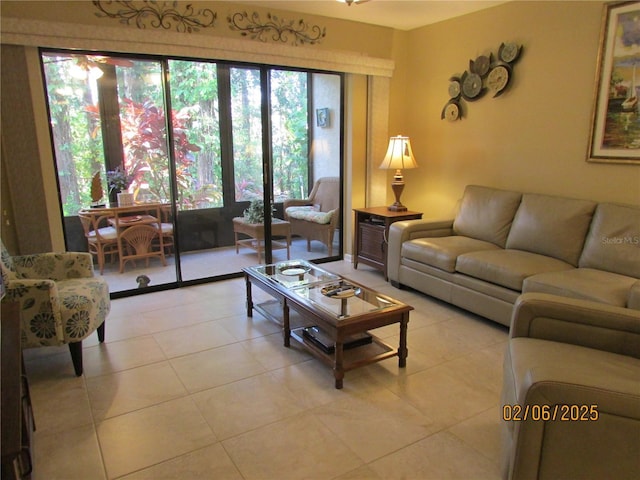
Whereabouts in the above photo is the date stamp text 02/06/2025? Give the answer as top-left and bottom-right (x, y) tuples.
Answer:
(502, 404), (599, 422)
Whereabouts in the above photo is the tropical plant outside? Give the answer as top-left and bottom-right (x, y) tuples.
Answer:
(42, 52), (310, 217)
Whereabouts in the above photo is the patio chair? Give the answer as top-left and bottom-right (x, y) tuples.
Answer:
(79, 209), (119, 274)
(284, 177), (340, 256)
(118, 224), (167, 272)
(155, 204), (174, 255)
(0, 240), (109, 376)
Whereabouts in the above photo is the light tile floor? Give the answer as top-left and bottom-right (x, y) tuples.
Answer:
(24, 260), (509, 480)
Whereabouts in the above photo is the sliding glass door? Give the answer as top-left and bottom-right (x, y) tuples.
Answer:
(42, 53), (177, 292)
(41, 50), (343, 295)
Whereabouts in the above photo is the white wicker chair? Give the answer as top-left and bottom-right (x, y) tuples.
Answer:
(283, 177), (340, 256)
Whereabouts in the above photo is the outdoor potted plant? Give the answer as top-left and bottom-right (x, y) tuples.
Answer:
(243, 199), (275, 224)
(107, 166), (134, 206)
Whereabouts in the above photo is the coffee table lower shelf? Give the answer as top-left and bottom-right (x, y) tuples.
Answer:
(290, 327), (397, 373)
(253, 299), (399, 387)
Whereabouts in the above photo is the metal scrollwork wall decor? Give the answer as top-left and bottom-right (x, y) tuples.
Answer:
(442, 41), (522, 122)
(227, 11), (326, 46)
(93, 1), (217, 33)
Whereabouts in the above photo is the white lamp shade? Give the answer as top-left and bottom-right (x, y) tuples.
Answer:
(379, 136), (418, 170)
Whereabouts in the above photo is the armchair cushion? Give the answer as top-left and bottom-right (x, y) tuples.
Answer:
(285, 206), (335, 225)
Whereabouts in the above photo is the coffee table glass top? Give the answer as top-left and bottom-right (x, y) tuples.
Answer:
(247, 259), (339, 289)
(291, 279), (401, 319)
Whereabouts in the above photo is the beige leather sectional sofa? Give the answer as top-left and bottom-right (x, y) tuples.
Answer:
(387, 185), (640, 326)
(501, 293), (640, 480)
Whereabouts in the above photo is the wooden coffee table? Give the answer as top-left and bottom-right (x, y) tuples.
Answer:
(233, 217), (291, 263)
(243, 260), (412, 389)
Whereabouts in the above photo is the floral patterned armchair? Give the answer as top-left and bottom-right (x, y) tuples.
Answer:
(1, 240), (109, 376)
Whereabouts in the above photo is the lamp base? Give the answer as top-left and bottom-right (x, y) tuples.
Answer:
(387, 203), (408, 212)
(388, 177), (407, 211)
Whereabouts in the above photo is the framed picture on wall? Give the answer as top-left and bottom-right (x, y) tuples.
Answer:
(588, 1), (640, 164)
(316, 108), (329, 127)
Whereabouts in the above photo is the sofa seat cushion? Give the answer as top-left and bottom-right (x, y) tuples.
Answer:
(456, 249), (574, 291)
(506, 193), (596, 266)
(285, 206), (334, 224)
(401, 236), (500, 273)
(523, 268), (637, 308)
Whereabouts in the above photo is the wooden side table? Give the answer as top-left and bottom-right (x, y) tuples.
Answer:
(353, 207), (422, 278)
(233, 217), (291, 263)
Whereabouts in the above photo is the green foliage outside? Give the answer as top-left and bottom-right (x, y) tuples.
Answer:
(242, 199), (275, 224)
(42, 53), (310, 217)
(42, 55), (106, 216)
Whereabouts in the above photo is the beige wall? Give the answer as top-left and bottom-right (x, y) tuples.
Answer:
(311, 73), (342, 180)
(0, 45), (54, 253)
(345, 74), (369, 255)
(392, 1), (640, 217)
(2, 1), (639, 255)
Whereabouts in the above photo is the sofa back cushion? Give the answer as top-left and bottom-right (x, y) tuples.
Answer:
(506, 193), (596, 266)
(579, 203), (640, 278)
(453, 185), (522, 247)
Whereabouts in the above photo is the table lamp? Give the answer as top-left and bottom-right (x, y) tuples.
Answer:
(379, 135), (418, 211)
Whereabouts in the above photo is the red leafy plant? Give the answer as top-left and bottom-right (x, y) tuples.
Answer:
(88, 98), (201, 204)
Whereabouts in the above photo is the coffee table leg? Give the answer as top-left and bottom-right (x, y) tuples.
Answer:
(283, 301), (290, 347)
(334, 342), (345, 389)
(245, 275), (253, 317)
(398, 313), (409, 368)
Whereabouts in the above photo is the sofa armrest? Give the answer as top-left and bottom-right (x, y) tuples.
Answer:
(628, 280), (640, 310)
(13, 252), (94, 281)
(510, 293), (640, 358)
(387, 218), (454, 282)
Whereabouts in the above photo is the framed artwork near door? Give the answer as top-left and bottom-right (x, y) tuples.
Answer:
(588, 1), (640, 164)
(316, 107), (329, 127)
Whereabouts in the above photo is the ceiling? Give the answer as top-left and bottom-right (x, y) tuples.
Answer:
(229, 1), (508, 31)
